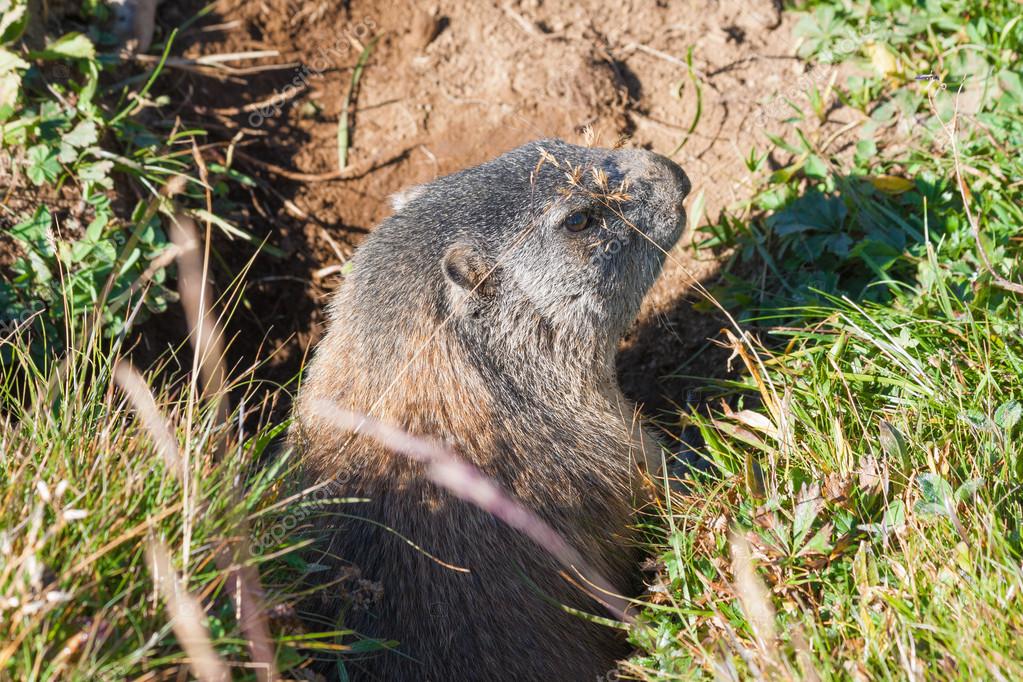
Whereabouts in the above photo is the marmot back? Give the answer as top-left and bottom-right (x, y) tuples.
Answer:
(291, 139), (690, 681)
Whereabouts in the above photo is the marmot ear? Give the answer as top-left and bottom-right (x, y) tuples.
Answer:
(442, 243), (498, 300)
(389, 183), (428, 212)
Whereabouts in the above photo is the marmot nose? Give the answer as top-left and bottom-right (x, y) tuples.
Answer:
(645, 151), (691, 206)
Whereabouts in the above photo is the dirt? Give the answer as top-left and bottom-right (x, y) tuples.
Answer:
(127, 0), (814, 419)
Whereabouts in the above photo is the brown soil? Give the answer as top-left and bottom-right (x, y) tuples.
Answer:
(131, 0), (812, 420)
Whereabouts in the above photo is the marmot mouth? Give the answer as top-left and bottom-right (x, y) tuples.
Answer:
(676, 196), (688, 217)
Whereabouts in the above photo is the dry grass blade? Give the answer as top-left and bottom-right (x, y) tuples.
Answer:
(113, 361), (183, 481)
(168, 214), (278, 681)
(167, 214), (229, 423)
(129, 50), (296, 77)
(310, 398), (636, 624)
(146, 539), (231, 682)
(790, 625), (821, 682)
(728, 526), (785, 678)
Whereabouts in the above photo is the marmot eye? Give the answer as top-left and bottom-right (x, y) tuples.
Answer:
(563, 211), (590, 232)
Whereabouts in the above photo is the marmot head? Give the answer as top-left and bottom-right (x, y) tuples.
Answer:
(339, 139), (690, 389)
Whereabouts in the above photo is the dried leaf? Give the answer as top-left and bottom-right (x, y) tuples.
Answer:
(822, 472), (853, 504)
(857, 455), (887, 496)
(867, 174), (915, 194)
(793, 482), (823, 546)
(863, 41), (901, 77)
(732, 410), (779, 439)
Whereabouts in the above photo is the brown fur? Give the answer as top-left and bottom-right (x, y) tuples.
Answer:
(290, 139), (690, 680)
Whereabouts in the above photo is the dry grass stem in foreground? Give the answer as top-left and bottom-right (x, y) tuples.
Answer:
(166, 214), (278, 680)
(146, 539), (231, 682)
(113, 362), (184, 481)
(310, 398), (636, 624)
(728, 527), (784, 677)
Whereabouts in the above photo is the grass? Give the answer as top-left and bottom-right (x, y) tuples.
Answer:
(0, 6), (321, 673)
(0, 345), (288, 678)
(0, 204), (335, 677)
(627, 0), (1023, 678)
(0, 4), (392, 677)
(628, 290), (1023, 680)
(2, 0), (1022, 680)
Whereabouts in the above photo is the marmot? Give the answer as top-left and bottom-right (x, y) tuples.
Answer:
(291, 139), (691, 681)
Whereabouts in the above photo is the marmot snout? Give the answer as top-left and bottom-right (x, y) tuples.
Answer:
(291, 139), (690, 681)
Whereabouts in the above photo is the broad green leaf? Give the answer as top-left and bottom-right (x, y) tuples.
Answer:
(25, 143), (61, 185)
(78, 59), (100, 111)
(10, 206), (55, 258)
(994, 400), (1022, 432)
(68, 239), (95, 263)
(0, 47), (28, 72)
(804, 154), (828, 179)
(860, 500), (905, 538)
(0, 46), (25, 109)
(766, 189), (847, 236)
(32, 32), (95, 60)
(0, 1), (27, 44)
(0, 68), (18, 108)
(854, 139), (876, 167)
(876, 499), (906, 535)
(793, 482), (822, 548)
(57, 142), (77, 163)
(955, 478), (984, 503)
(79, 160), (114, 188)
(799, 523), (833, 555)
(64, 120), (98, 148)
(85, 215), (106, 243)
(878, 421), (908, 460)
(916, 473), (953, 517)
